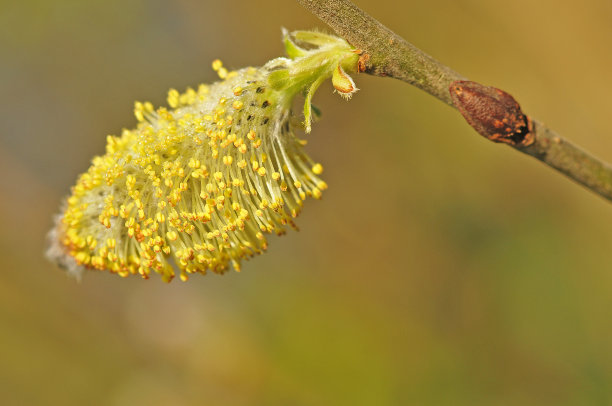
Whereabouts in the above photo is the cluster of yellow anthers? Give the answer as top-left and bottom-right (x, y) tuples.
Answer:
(47, 30), (360, 282)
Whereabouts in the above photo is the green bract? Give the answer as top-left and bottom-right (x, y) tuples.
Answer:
(271, 29), (360, 132)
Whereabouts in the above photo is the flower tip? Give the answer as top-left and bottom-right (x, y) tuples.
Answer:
(46, 216), (84, 282)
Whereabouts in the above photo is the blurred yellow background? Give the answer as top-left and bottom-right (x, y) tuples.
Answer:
(2, 0), (612, 404)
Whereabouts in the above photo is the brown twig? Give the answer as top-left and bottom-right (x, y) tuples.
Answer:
(296, 0), (612, 203)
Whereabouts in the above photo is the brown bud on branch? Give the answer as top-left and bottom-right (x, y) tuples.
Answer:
(449, 80), (534, 148)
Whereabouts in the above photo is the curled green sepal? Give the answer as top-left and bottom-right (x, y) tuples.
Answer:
(269, 29), (360, 133)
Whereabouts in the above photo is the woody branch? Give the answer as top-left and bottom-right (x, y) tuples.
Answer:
(296, 0), (612, 203)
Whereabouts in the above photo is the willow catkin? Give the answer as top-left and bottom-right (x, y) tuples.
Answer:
(47, 30), (360, 282)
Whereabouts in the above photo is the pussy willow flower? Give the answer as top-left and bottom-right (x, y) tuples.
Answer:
(47, 30), (360, 282)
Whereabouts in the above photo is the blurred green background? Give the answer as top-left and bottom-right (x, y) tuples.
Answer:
(2, 0), (612, 405)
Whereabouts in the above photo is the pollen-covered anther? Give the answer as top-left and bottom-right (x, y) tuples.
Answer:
(212, 59), (222, 71)
(167, 89), (180, 108)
